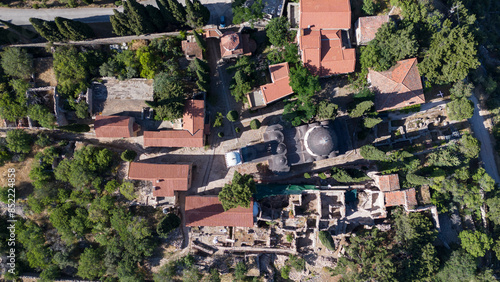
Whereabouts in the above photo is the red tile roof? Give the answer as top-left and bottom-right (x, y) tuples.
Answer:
(143, 100), (205, 148)
(385, 188), (418, 208)
(220, 32), (256, 58)
(205, 28), (223, 38)
(94, 115), (134, 138)
(355, 16), (390, 45)
(185, 196), (254, 227)
(299, 0), (351, 30)
(370, 58), (425, 112)
(128, 162), (192, 197)
(260, 62), (294, 105)
(377, 174), (400, 192)
(181, 36), (203, 60)
(300, 29), (355, 77)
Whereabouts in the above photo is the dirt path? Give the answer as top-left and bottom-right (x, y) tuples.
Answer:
(469, 95), (500, 183)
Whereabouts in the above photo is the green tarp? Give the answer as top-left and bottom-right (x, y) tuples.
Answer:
(254, 184), (318, 200)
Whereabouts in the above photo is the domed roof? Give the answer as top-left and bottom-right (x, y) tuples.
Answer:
(221, 32), (240, 51)
(305, 126), (336, 157)
(276, 143), (287, 154)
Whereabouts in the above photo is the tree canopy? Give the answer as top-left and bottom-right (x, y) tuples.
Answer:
(218, 171), (256, 211)
(1, 47), (33, 79)
(266, 17), (291, 47)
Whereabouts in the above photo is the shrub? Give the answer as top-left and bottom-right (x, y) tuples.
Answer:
(234, 262), (247, 281)
(58, 124), (91, 133)
(288, 255), (305, 271)
(281, 265), (291, 279)
(119, 181), (136, 200)
(213, 112), (224, 127)
(0, 186), (10, 204)
(6, 129), (32, 154)
(319, 231), (335, 251)
(114, 0), (122, 5)
(286, 233), (293, 242)
(318, 172), (327, 180)
(250, 119), (261, 130)
(218, 132), (224, 138)
(235, 127), (241, 133)
(105, 180), (120, 194)
(157, 213), (181, 238)
(304, 172), (311, 179)
(227, 110), (239, 122)
(35, 133), (52, 148)
(121, 150), (137, 162)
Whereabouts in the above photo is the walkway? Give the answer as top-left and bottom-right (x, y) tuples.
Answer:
(469, 95), (500, 183)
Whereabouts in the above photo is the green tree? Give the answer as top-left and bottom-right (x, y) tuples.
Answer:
(167, 0), (187, 24)
(420, 20), (480, 84)
(459, 230), (493, 257)
(157, 213), (181, 238)
(192, 30), (207, 52)
(486, 196), (500, 225)
(232, 0), (264, 25)
(110, 9), (133, 36)
(316, 101), (338, 120)
(458, 133), (480, 159)
(446, 98), (474, 120)
(435, 250), (477, 282)
(218, 171), (255, 211)
(120, 181), (136, 200)
(360, 145), (388, 161)
(234, 262), (247, 281)
(205, 268), (221, 282)
(406, 173), (431, 186)
(265, 17), (291, 47)
(350, 101), (374, 118)
(450, 81), (474, 100)
(6, 129), (32, 154)
(427, 148), (461, 167)
(331, 229), (396, 281)
(183, 267), (202, 282)
(364, 117), (382, 128)
(226, 110), (239, 122)
(29, 17), (65, 42)
(185, 0), (209, 28)
(28, 104), (56, 128)
(362, 0), (377, 15)
(284, 64), (320, 126)
(318, 231), (335, 251)
(77, 247), (105, 280)
(146, 5), (167, 31)
(1, 47), (33, 79)
(156, 0), (177, 26)
(54, 17), (95, 41)
(121, 150), (137, 162)
(250, 119), (261, 130)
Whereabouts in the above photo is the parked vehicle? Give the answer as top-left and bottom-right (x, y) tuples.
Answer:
(220, 16), (226, 28)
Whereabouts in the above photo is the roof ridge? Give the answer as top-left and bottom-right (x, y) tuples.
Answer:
(397, 58), (417, 84)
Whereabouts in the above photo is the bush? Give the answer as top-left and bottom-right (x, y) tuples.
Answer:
(58, 124), (91, 133)
(121, 150), (137, 162)
(227, 110), (239, 122)
(281, 265), (291, 279)
(213, 112), (224, 127)
(0, 186), (10, 204)
(6, 129), (32, 154)
(286, 233), (293, 242)
(157, 213), (181, 238)
(104, 180), (120, 194)
(288, 255), (305, 271)
(304, 172), (311, 179)
(119, 181), (136, 200)
(35, 133), (52, 148)
(114, 0), (122, 5)
(218, 132), (224, 138)
(250, 119), (261, 130)
(235, 127), (241, 133)
(319, 231), (335, 251)
(234, 262), (247, 281)
(318, 172), (327, 179)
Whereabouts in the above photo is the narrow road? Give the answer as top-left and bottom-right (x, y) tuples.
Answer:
(469, 95), (500, 183)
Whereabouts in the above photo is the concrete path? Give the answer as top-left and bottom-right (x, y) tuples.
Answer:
(469, 95), (500, 183)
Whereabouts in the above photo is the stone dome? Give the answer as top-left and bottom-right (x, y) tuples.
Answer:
(276, 143), (287, 154)
(305, 126), (337, 157)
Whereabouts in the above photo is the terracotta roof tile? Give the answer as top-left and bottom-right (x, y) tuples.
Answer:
(269, 62), (290, 82)
(371, 58), (425, 112)
(356, 16), (390, 45)
(377, 174), (400, 192)
(94, 115), (133, 138)
(128, 162), (192, 197)
(300, 0), (351, 30)
(406, 188), (418, 207)
(384, 188), (418, 208)
(185, 196), (254, 227)
(143, 100), (205, 148)
(259, 62), (294, 104)
(181, 38), (203, 60)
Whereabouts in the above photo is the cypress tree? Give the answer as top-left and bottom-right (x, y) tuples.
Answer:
(0, 19), (39, 40)
(110, 9), (132, 36)
(192, 30), (206, 51)
(126, 0), (157, 34)
(156, 0), (177, 26)
(29, 18), (65, 42)
(166, 0), (187, 24)
(192, 0), (210, 26)
(193, 57), (209, 73)
(145, 5), (166, 32)
(54, 17), (95, 41)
